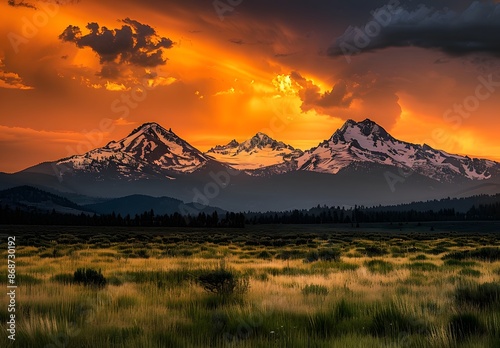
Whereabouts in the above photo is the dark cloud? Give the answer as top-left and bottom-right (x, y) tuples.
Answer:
(59, 18), (173, 78)
(98, 63), (122, 79)
(7, 0), (36, 9)
(329, 1), (500, 59)
(229, 38), (244, 45)
(287, 70), (402, 127)
(290, 71), (353, 112)
(7, 0), (79, 9)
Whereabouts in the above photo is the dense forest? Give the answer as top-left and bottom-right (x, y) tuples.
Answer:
(0, 205), (245, 228)
(1, 200), (499, 227)
(245, 202), (500, 225)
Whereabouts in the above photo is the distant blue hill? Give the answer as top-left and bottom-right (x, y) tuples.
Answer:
(83, 194), (226, 216)
(0, 185), (93, 214)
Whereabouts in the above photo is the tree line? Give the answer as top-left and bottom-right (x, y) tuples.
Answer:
(0, 205), (245, 228)
(1, 201), (499, 227)
(246, 202), (500, 224)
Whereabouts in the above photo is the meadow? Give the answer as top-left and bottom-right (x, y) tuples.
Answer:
(1, 222), (500, 347)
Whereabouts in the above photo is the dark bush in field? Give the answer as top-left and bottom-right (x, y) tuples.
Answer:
(454, 282), (500, 308)
(318, 248), (341, 262)
(365, 260), (394, 274)
(448, 313), (484, 340)
(443, 247), (500, 262)
(136, 249), (150, 258)
(406, 262), (438, 272)
(413, 254), (427, 260)
(276, 249), (307, 260)
(444, 259), (477, 268)
(256, 250), (273, 259)
(364, 246), (388, 257)
(73, 268), (107, 288)
(304, 249), (341, 263)
(197, 268), (249, 296)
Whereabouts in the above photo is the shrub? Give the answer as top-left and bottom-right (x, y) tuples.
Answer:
(256, 250), (273, 259)
(413, 254), (427, 260)
(302, 284), (329, 296)
(443, 248), (500, 262)
(364, 245), (388, 257)
(197, 268), (249, 296)
(365, 260), (394, 274)
(276, 249), (307, 260)
(454, 282), (500, 308)
(304, 249), (341, 263)
(318, 249), (341, 262)
(304, 250), (319, 263)
(448, 313), (484, 340)
(136, 249), (150, 259)
(406, 262), (438, 272)
(73, 268), (107, 288)
(426, 247), (448, 255)
(444, 259), (477, 268)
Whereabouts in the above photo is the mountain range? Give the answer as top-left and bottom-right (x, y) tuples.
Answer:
(1, 119), (499, 211)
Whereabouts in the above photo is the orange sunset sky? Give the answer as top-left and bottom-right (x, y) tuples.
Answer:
(1, 0), (500, 173)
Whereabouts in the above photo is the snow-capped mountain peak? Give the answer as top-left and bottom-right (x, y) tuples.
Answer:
(238, 132), (294, 153)
(32, 119), (499, 183)
(297, 119), (497, 181)
(209, 139), (239, 153)
(331, 118), (393, 145)
(55, 122), (210, 179)
(206, 132), (303, 170)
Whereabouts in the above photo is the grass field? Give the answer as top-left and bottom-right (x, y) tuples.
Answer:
(1, 223), (500, 347)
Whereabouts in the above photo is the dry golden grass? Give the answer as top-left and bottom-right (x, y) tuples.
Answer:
(1, 225), (499, 347)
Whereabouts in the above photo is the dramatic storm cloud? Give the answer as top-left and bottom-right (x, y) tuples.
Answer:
(329, 1), (500, 58)
(60, 18), (173, 77)
(290, 71), (353, 112)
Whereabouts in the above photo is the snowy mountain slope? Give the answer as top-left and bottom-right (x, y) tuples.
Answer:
(3, 119), (500, 211)
(297, 119), (498, 182)
(52, 123), (212, 179)
(206, 132), (303, 170)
